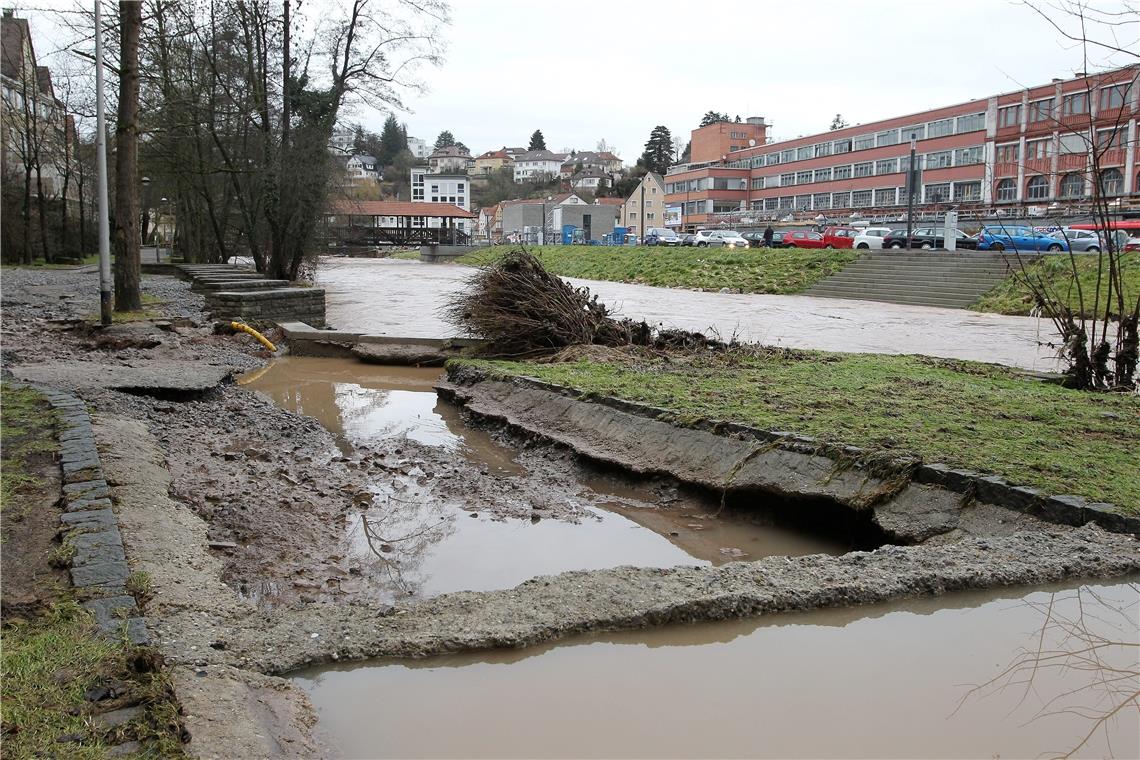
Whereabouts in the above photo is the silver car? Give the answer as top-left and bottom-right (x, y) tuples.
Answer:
(1050, 229), (1103, 252)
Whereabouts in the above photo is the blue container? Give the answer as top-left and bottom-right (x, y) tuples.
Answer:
(612, 227), (628, 245)
(561, 225), (576, 245)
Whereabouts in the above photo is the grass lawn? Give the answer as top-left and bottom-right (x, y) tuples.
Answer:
(449, 244), (857, 294)
(461, 351), (1139, 512)
(971, 251), (1139, 318)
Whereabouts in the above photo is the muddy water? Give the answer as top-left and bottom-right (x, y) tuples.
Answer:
(294, 580), (1140, 759)
(241, 357), (845, 602)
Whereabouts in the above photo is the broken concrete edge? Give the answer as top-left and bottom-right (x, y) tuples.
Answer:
(12, 381), (152, 647)
(278, 320), (481, 360)
(441, 364), (1139, 535)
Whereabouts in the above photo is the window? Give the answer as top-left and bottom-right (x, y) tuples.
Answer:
(751, 156), (765, 168)
(813, 193), (831, 209)
(751, 178), (764, 189)
(1026, 175), (1049, 200)
(925, 151), (952, 169)
(874, 188), (896, 206)
(954, 146), (984, 165)
(899, 156), (911, 174)
(766, 153), (780, 165)
(1098, 83), (1129, 111)
(833, 164), (852, 180)
(647, 213), (655, 220)
(853, 135), (874, 151)
(814, 168), (832, 182)
(927, 118), (954, 138)
(999, 105), (1022, 128)
(851, 190), (872, 208)
(796, 170), (813, 184)
(924, 183), (951, 203)
(875, 158), (897, 175)
(875, 129), (899, 147)
(815, 142), (832, 158)
(795, 194), (813, 210)
(995, 178), (1017, 201)
(853, 162), (873, 178)
(1096, 128), (1124, 151)
(1025, 138), (1052, 159)
(797, 146), (814, 161)
(780, 149), (795, 163)
(1100, 168), (1124, 196)
(996, 143), (1020, 163)
(1028, 98), (1053, 123)
(780, 172), (796, 186)
(1059, 172), (1084, 199)
(779, 196), (794, 210)
(954, 181), (981, 202)
(764, 198), (779, 210)
(900, 124), (925, 142)
(831, 191), (850, 208)
(956, 113), (986, 133)
(1062, 92), (1088, 116)
(833, 139), (851, 154)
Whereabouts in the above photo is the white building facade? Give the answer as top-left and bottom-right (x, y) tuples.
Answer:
(410, 168), (471, 233)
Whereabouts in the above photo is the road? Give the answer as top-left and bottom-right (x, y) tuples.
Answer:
(314, 257), (1063, 371)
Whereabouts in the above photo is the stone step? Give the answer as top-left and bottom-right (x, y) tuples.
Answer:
(193, 279), (289, 291)
(808, 285), (986, 305)
(811, 292), (979, 309)
(818, 276), (1005, 291)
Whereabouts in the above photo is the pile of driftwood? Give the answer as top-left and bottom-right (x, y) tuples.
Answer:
(444, 249), (718, 356)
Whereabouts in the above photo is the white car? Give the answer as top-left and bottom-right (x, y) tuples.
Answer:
(694, 230), (749, 248)
(851, 227), (895, 250)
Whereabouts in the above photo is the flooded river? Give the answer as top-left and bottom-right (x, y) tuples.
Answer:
(241, 357), (847, 601)
(295, 580), (1139, 759)
(315, 257), (1062, 371)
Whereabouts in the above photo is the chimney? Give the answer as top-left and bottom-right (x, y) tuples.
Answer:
(1051, 77), (1062, 83)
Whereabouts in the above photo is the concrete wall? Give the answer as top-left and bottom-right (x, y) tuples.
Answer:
(205, 289), (326, 327)
(553, 205), (617, 241)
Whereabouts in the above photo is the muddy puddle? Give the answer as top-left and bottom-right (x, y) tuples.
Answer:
(240, 357), (848, 602)
(294, 580), (1140, 759)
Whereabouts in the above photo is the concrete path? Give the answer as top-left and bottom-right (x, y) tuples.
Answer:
(315, 257), (1064, 371)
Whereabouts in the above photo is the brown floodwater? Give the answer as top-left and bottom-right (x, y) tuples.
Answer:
(240, 357), (847, 601)
(293, 580), (1140, 759)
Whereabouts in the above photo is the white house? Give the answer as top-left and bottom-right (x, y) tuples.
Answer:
(344, 154), (381, 186)
(410, 168), (471, 233)
(407, 135), (430, 159)
(427, 145), (473, 174)
(513, 150), (567, 182)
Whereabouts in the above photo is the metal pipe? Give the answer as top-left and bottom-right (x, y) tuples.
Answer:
(94, 0), (112, 325)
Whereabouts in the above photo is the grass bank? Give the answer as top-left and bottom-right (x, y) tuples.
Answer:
(449, 245), (857, 294)
(971, 251), (1140, 317)
(461, 351), (1139, 513)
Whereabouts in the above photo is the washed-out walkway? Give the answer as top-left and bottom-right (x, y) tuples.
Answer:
(316, 258), (1064, 371)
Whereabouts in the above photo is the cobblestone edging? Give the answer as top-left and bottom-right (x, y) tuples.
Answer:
(444, 366), (1139, 535)
(37, 386), (149, 645)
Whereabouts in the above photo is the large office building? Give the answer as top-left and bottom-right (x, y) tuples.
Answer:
(665, 67), (1138, 230)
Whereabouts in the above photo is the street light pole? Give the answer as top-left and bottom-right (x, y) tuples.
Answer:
(905, 134), (917, 251)
(94, 0), (112, 325)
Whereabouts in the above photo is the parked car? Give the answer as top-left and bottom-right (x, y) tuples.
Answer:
(881, 227), (980, 250)
(820, 226), (859, 249)
(1049, 229), (1103, 252)
(1123, 236), (1140, 252)
(680, 233), (697, 246)
(781, 230), (826, 248)
(693, 230), (749, 248)
(976, 226), (1068, 252)
(645, 227), (681, 246)
(851, 227), (895, 250)
(742, 231), (766, 247)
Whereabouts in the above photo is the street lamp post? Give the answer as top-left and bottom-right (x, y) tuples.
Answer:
(94, 0), (112, 325)
(905, 134), (917, 250)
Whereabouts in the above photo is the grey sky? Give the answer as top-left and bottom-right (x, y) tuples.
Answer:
(20, 0), (1140, 162)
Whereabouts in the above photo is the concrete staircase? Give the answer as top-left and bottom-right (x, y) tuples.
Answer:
(176, 264), (326, 326)
(806, 251), (1033, 309)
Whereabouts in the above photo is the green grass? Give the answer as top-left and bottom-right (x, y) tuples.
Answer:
(449, 244), (857, 294)
(3, 254), (99, 269)
(87, 293), (165, 323)
(1, 384), (57, 515)
(389, 250), (421, 260)
(971, 251), (1139, 318)
(462, 351), (1140, 512)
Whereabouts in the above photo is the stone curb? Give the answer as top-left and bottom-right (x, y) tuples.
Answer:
(445, 366), (1139, 535)
(22, 383), (152, 645)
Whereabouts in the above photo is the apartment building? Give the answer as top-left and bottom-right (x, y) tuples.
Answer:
(513, 150), (567, 182)
(410, 167), (471, 233)
(665, 67), (1138, 229)
(623, 172), (666, 237)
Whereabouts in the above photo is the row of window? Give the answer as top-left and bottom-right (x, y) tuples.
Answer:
(733, 146), (985, 191)
(715, 182), (984, 213)
(996, 84), (1133, 129)
(723, 112), (986, 169)
(995, 127), (1133, 163)
(995, 168), (1129, 201)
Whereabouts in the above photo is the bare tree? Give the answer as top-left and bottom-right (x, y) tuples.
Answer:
(112, 0), (142, 311)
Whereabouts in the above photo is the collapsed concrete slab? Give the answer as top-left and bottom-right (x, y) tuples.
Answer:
(11, 361), (232, 397)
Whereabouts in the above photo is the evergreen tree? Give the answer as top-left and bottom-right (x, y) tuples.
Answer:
(830, 114), (849, 130)
(455, 141), (469, 155)
(434, 130), (456, 151)
(640, 125), (673, 175)
(377, 115), (407, 166)
(699, 111), (731, 127)
(352, 124), (367, 154)
(528, 129), (546, 151)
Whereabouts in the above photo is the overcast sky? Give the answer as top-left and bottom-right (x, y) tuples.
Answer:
(21, 0), (1140, 161)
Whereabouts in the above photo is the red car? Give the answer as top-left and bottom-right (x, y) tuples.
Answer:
(781, 230), (826, 248)
(820, 226), (859, 249)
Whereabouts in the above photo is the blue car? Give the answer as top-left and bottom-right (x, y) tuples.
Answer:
(977, 225), (1069, 252)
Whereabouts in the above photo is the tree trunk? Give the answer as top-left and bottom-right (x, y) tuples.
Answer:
(34, 163), (51, 263)
(113, 0), (143, 311)
(21, 166), (33, 264)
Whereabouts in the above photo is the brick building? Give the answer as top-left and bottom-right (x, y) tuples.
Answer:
(665, 67), (1138, 230)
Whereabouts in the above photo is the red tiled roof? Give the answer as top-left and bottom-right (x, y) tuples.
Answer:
(330, 200), (475, 218)
(594, 198), (623, 206)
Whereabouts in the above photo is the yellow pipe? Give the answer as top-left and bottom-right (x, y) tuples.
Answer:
(230, 321), (277, 352)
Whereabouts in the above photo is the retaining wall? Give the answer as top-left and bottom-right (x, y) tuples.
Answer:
(205, 289), (326, 327)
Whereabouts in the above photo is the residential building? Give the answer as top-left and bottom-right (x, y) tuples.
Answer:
(560, 150), (623, 177)
(623, 172), (667, 237)
(571, 168), (608, 192)
(328, 125), (355, 155)
(665, 67), (1139, 230)
(513, 150), (567, 182)
(344, 154), (381, 187)
(472, 148), (515, 176)
(407, 135), (430, 159)
(427, 145), (473, 173)
(410, 167), (471, 233)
